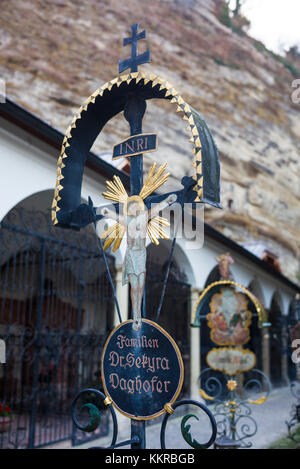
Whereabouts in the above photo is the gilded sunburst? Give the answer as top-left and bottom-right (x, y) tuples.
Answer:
(100, 162), (171, 252)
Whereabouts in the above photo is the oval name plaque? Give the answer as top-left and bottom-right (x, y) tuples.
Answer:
(101, 319), (184, 420)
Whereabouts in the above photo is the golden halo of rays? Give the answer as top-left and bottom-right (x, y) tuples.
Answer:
(100, 162), (171, 251)
(102, 175), (128, 204)
(52, 72), (203, 225)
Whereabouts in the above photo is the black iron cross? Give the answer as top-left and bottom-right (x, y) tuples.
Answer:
(119, 23), (151, 73)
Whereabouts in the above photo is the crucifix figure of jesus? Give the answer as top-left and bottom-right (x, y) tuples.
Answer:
(99, 164), (177, 331)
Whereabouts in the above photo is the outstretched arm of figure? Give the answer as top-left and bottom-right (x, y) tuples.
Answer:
(147, 193), (177, 220)
(144, 176), (202, 211)
(96, 205), (126, 225)
(54, 197), (124, 230)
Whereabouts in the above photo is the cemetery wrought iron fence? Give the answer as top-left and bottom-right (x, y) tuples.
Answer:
(286, 380), (300, 442)
(199, 367), (271, 448)
(0, 207), (115, 448)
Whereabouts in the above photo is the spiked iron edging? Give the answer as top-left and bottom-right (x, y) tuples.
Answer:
(51, 72), (204, 225)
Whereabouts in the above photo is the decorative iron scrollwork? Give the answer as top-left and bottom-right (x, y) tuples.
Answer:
(286, 381), (300, 443)
(72, 392), (217, 449)
(72, 388), (118, 448)
(160, 399), (217, 449)
(199, 368), (271, 448)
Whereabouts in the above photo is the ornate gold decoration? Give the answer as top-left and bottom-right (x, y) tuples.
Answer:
(191, 280), (268, 328)
(100, 162), (170, 251)
(101, 223), (126, 252)
(52, 72), (203, 225)
(199, 388), (215, 401)
(102, 175), (128, 204)
(206, 347), (256, 376)
(147, 216), (170, 246)
(247, 396), (267, 405)
(101, 319), (184, 421)
(207, 286), (252, 346)
(227, 380), (237, 391)
(104, 396), (112, 406)
(139, 162), (170, 199)
(164, 403), (175, 415)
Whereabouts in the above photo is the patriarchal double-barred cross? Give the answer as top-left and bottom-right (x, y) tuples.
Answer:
(97, 24), (217, 332)
(94, 23), (174, 331)
(119, 23), (151, 73)
(53, 23), (220, 449)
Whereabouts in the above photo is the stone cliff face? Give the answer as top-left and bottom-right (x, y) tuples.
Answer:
(0, 0), (299, 283)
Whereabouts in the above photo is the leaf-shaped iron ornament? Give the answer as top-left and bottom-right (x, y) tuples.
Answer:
(160, 399), (217, 449)
(79, 403), (101, 433)
(181, 414), (205, 449)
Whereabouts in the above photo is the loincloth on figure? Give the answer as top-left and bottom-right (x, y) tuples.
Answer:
(122, 247), (147, 286)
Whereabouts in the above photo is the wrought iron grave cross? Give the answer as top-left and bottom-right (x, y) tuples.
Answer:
(53, 23), (221, 450)
(119, 23), (151, 74)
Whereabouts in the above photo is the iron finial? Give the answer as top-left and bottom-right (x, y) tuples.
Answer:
(119, 23), (151, 74)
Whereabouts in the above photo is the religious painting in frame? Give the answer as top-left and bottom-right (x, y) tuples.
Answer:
(191, 281), (266, 346)
(207, 285), (252, 346)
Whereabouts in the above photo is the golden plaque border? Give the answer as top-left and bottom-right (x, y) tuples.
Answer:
(100, 318), (184, 421)
(207, 286), (252, 346)
(51, 72), (204, 225)
(206, 347), (256, 376)
(191, 280), (267, 327)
